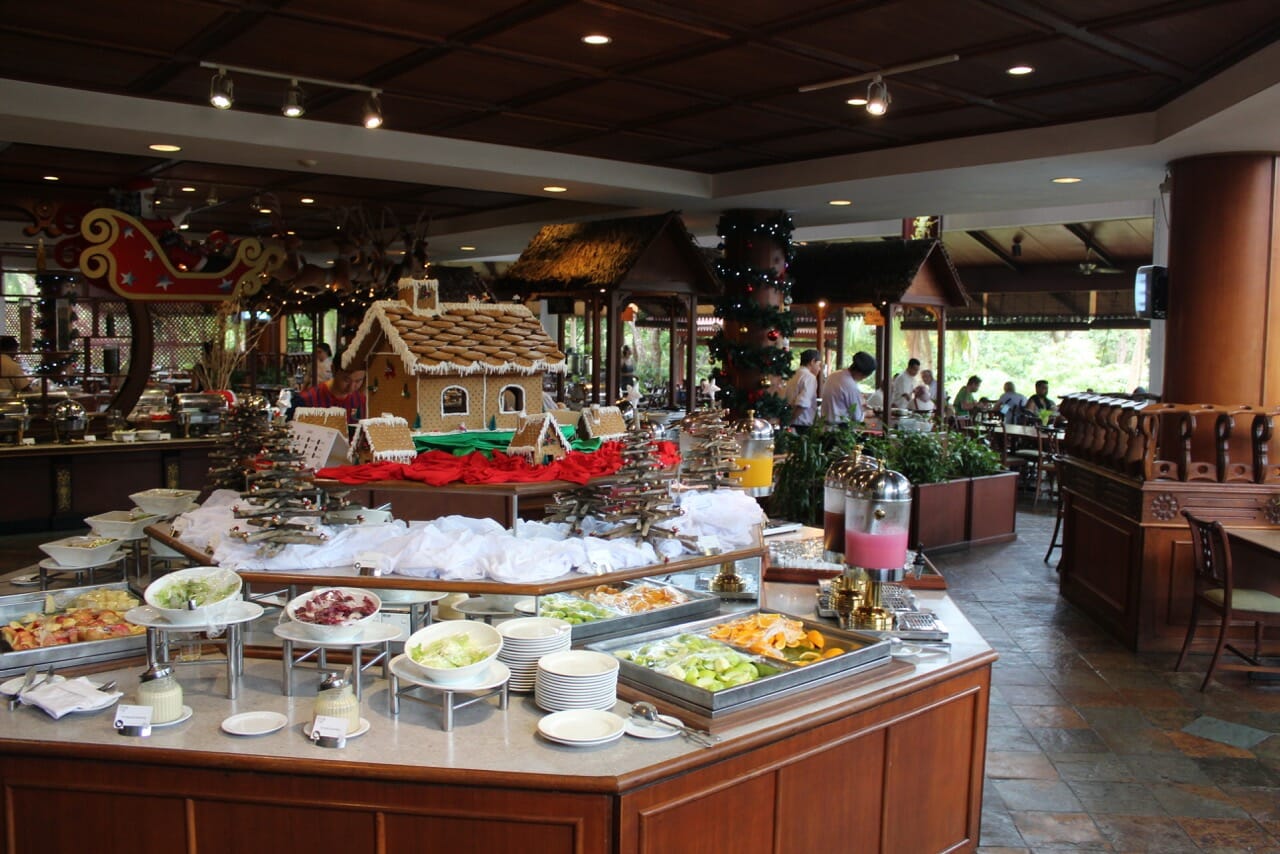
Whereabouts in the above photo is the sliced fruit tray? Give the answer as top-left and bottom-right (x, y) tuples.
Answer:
(521, 580), (719, 642)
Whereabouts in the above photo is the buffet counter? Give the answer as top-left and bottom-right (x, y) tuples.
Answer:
(0, 587), (994, 854)
(0, 438), (216, 534)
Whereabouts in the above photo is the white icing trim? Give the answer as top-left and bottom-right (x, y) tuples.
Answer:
(293, 406), (346, 418)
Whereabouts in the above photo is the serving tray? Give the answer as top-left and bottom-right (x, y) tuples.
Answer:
(0, 582), (147, 678)
(587, 610), (890, 715)
(528, 580), (720, 643)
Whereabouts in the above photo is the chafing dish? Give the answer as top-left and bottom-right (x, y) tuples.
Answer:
(51, 399), (87, 443)
(0, 399), (27, 443)
(0, 582), (146, 678)
(175, 392), (227, 437)
(17, 388), (69, 420)
(128, 386), (174, 428)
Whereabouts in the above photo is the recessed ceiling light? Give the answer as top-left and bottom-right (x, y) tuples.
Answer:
(42, 175), (59, 181)
(180, 186), (196, 193)
(286, 230), (296, 235)
(149, 143), (182, 152)
(1007, 65), (1035, 76)
(258, 207), (272, 214)
(582, 34), (611, 45)
(300, 197), (315, 204)
(1052, 176), (1082, 184)
(846, 97), (868, 106)
(178, 223), (190, 230)
(460, 245), (477, 251)
(828, 199), (852, 206)
(543, 185), (568, 193)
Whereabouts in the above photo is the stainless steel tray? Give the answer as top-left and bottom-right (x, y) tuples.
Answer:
(587, 610), (891, 713)
(0, 582), (147, 678)
(534, 580), (720, 642)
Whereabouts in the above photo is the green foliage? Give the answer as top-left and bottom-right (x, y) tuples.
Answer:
(864, 429), (1004, 484)
(948, 431), (1004, 478)
(771, 418), (867, 525)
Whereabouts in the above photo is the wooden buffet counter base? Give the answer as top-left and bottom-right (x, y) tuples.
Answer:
(0, 589), (995, 854)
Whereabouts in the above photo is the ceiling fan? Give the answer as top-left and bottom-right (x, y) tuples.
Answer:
(1078, 248), (1125, 275)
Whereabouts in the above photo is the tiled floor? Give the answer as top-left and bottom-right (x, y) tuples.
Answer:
(931, 507), (1280, 853)
(1, 506), (1277, 851)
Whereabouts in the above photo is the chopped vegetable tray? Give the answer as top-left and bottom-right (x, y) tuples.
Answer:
(531, 580), (720, 642)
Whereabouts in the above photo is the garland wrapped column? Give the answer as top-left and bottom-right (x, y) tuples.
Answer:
(710, 210), (795, 421)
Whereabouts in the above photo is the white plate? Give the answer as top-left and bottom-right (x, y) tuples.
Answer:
(39, 553), (125, 571)
(375, 589), (448, 605)
(513, 599), (537, 615)
(303, 717), (370, 739)
(498, 617), (572, 641)
(537, 651), (619, 678)
(454, 598), (515, 616)
(125, 600), (263, 629)
(390, 655), (511, 691)
(221, 711), (289, 737)
(272, 620), (403, 647)
(153, 705), (194, 727)
(625, 714), (683, 740)
(8, 572), (40, 586)
(891, 644), (949, 660)
(537, 709), (625, 745)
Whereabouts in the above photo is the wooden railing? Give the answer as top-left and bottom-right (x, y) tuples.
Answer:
(1060, 394), (1280, 484)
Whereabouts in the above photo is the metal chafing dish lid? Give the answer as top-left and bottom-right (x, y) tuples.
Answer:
(824, 446), (877, 488)
(175, 392), (228, 410)
(845, 461), (912, 501)
(51, 399), (86, 421)
(730, 410), (773, 440)
(238, 393), (271, 413)
(0, 399), (27, 418)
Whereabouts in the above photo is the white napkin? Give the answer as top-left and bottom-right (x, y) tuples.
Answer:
(20, 676), (122, 720)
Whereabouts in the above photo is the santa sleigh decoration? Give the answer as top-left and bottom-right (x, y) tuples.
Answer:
(79, 208), (286, 301)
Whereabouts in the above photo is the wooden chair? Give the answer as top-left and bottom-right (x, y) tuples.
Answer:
(1030, 429), (1061, 509)
(1175, 510), (1280, 691)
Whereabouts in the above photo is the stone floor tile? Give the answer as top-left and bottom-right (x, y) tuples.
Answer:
(1196, 758), (1280, 788)
(1148, 783), (1249, 818)
(1121, 754), (1214, 785)
(1091, 814), (1200, 853)
(989, 725), (1046, 753)
(1079, 651), (1151, 672)
(1183, 715), (1274, 750)
(976, 848), (1030, 854)
(989, 703), (1024, 728)
(1097, 669), (1173, 691)
(1094, 724), (1179, 756)
(1055, 687), (1128, 708)
(996, 666), (1056, 687)
(995, 780), (1084, 812)
(1013, 705), (1089, 730)
(1052, 754), (1136, 783)
(1065, 781), (1165, 816)
(1011, 812), (1108, 847)
(1116, 687), (1192, 709)
(1030, 727), (1111, 757)
(1025, 652), (1094, 671)
(1000, 684), (1069, 706)
(1222, 785), (1280, 823)
(1166, 730), (1258, 759)
(1074, 707), (1148, 731)
(1174, 816), (1279, 850)
(982, 805), (1028, 847)
(987, 751), (1061, 780)
(1041, 670), (1115, 692)
(1144, 707), (1205, 730)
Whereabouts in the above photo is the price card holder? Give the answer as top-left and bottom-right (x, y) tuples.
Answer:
(308, 715), (347, 749)
(114, 704), (152, 737)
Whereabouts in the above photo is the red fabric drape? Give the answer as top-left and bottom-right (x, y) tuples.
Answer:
(318, 440), (681, 486)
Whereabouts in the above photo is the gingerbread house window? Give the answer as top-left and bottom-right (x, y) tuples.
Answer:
(499, 385), (525, 413)
(441, 385), (469, 415)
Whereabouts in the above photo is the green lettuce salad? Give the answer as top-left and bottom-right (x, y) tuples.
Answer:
(410, 634), (494, 669)
(155, 576), (239, 609)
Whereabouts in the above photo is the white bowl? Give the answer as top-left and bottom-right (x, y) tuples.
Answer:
(144, 567), (242, 626)
(130, 488), (200, 517)
(85, 509), (159, 540)
(404, 621), (502, 685)
(112, 430), (137, 442)
(136, 429), (164, 441)
(284, 587), (382, 641)
(39, 535), (121, 568)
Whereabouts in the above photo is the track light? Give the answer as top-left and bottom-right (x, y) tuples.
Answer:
(362, 92), (383, 129)
(282, 79), (305, 118)
(209, 68), (234, 110)
(866, 75), (890, 116)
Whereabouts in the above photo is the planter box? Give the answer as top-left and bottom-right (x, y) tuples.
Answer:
(909, 479), (968, 550)
(966, 471), (1019, 546)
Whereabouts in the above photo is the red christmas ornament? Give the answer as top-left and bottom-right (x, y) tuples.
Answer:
(767, 329), (780, 341)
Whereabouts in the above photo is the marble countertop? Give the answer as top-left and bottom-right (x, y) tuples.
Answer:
(0, 587), (993, 791)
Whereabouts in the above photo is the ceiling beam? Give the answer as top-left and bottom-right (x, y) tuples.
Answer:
(965, 230), (1021, 272)
(1063, 222), (1120, 269)
(960, 262), (1137, 293)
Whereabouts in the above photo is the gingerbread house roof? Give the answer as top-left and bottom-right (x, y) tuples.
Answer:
(342, 299), (566, 377)
(508, 412), (573, 458)
(351, 415), (418, 464)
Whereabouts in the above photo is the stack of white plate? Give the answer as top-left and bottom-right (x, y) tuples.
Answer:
(534, 650), (619, 712)
(497, 617), (572, 692)
(537, 709), (626, 747)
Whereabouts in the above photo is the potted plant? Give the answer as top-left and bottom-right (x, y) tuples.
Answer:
(770, 418), (867, 525)
(950, 431), (1020, 546)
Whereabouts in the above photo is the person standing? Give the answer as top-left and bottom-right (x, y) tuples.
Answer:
(295, 360), (367, 423)
(889, 358), (921, 410)
(783, 349), (822, 433)
(820, 351), (877, 425)
(313, 342), (333, 386)
(619, 345), (637, 392)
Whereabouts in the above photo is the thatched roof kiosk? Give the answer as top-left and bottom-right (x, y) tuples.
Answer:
(789, 239), (970, 419)
(496, 212), (720, 407)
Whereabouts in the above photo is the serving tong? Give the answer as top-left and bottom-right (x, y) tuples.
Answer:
(7, 664), (55, 711)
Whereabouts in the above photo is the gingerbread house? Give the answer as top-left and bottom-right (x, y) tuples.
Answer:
(343, 280), (566, 433)
(350, 415), (418, 464)
(293, 406), (348, 434)
(507, 412), (573, 463)
(581, 405), (628, 441)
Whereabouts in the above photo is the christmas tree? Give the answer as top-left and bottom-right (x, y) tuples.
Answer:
(679, 408), (743, 491)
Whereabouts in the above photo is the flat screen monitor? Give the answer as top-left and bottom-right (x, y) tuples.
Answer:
(1135, 264), (1168, 319)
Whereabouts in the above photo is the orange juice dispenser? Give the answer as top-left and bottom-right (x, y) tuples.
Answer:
(728, 411), (774, 496)
(842, 463), (911, 631)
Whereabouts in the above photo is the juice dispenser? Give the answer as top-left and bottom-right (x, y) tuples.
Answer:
(728, 411), (774, 496)
(843, 463), (911, 631)
(822, 447), (876, 561)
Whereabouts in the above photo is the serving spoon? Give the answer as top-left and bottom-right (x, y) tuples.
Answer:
(629, 702), (718, 745)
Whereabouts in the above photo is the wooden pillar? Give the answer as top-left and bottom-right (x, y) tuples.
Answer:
(1165, 153), (1280, 405)
(936, 309), (947, 419)
(686, 293), (697, 404)
(815, 301), (826, 364)
(607, 290), (622, 402)
(880, 303), (894, 419)
(590, 295), (602, 404)
(668, 301), (679, 408)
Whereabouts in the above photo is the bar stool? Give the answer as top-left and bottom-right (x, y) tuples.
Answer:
(1175, 510), (1280, 691)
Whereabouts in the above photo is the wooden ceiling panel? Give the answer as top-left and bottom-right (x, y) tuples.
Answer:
(0, 33), (158, 90)
(646, 0), (862, 29)
(281, 0), (525, 40)
(0, 0), (220, 55)
(1100, 0), (1280, 71)
(782, 1), (1035, 71)
(913, 38), (1150, 99)
(385, 52), (573, 105)
(480, 5), (713, 67)
(1007, 75), (1170, 116)
(550, 132), (705, 164)
(527, 80), (708, 128)
(863, 105), (1027, 141)
(415, 187), (539, 208)
(645, 105), (804, 145)
(654, 148), (778, 171)
(634, 44), (847, 100)
(210, 18), (410, 82)
(1, 145), (159, 177)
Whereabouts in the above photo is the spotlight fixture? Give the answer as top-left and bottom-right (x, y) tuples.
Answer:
(282, 79), (305, 118)
(178, 223), (190, 231)
(1011, 234), (1023, 257)
(865, 75), (890, 116)
(209, 67), (234, 110)
(362, 92), (383, 129)
(206, 186), (219, 206)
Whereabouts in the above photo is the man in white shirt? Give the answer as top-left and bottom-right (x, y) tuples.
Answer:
(997, 381), (1027, 423)
(820, 351), (877, 425)
(783, 349), (822, 433)
(889, 358), (921, 410)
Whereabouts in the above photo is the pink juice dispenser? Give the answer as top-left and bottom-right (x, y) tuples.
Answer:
(843, 464), (911, 631)
(822, 448), (876, 561)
